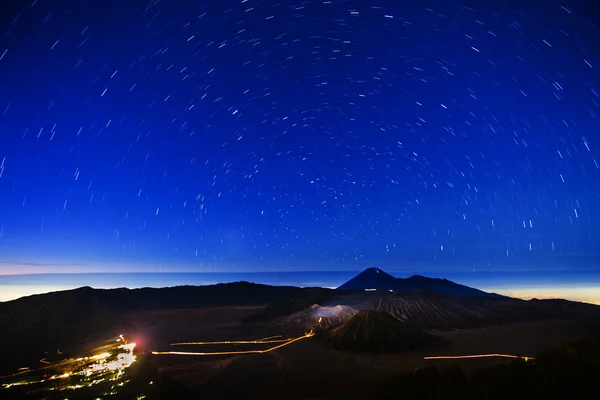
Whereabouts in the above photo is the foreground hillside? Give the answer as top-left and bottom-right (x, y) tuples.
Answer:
(0, 287), (127, 375)
(376, 340), (600, 400)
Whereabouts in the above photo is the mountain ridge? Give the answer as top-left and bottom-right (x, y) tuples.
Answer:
(1, 280), (599, 377)
(337, 267), (499, 297)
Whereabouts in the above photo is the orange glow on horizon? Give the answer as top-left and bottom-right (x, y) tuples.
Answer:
(483, 286), (600, 305)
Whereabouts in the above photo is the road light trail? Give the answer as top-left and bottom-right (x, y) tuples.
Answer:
(153, 330), (315, 356)
(424, 353), (534, 361)
(171, 338), (291, 346)
(171, 334), (288, 346)
(1, 357), (76, 378)
(0, 369), (31, 380)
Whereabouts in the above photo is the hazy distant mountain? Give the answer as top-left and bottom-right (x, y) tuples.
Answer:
(337, 267), (498, 297)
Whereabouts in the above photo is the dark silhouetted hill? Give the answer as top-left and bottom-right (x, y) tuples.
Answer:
(327, 310), (441, 353)
(337, 267), (399, 291)
(337, 267), (499, 297)
(396, 275), (498, 297)
(0, 286), (128, 375)
(95, 281), (314, 311)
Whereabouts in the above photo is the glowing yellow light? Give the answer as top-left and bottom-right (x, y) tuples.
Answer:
(2, 335), (138, 393)
(153, 330), (315, 357)
(171, 338), (290, 346)
(424, 353), (534, 360)
(90, 352), (111, 361)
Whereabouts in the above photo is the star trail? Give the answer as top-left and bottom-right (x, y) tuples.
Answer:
(0, 0), (598, 280)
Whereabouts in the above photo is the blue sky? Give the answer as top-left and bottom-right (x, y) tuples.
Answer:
(0, 0), (598, 279)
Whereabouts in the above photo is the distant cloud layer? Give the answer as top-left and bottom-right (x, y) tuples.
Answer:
(0, 261), (88, 274)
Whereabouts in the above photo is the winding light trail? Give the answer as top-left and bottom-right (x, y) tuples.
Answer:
(153, 330), (315, 356)
(171, 338), (291, 346)
(0, 356), (77, 379)
(171, 335), (288, 346)
(0, 369), (31, 380)
(424, 353), (534, 361)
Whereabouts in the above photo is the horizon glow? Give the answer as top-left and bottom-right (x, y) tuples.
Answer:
(1, 271), (599, 306)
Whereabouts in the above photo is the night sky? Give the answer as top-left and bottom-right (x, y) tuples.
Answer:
(0, 0), (599, 276)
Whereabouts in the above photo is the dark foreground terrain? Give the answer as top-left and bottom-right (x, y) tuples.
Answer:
(376, 340), (600, 400)
(1, 273), (599, 399)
